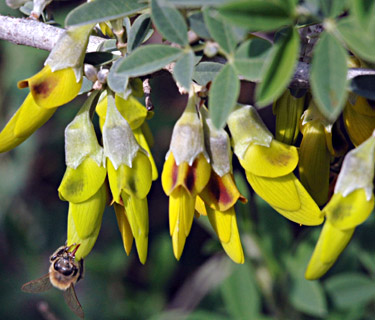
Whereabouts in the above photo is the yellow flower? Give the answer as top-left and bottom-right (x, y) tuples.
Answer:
(103, 94), (152, 264)
(227, 105), (323, 226)
(96, 93), (158, 181)
(305, 132), (375, 279)
(195, 106), (246, 264)
(161, 90), (211, 260)
(0, 24), (93, 153)
(58, 92), (107, 260)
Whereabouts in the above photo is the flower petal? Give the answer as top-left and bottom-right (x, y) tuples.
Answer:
(162, 152), (211, 196)
(133, 127), (158, 181)
(299, 121), (330, 206)
(114, 203), (134, 256)
(240, 139), (298, 178)
(0, 93), (56, 153)
(343, 102), (375, 146)
(121, 192), (149, 264)
(195, 196), (207, 216)
(305, 221), (354, 280)
(96, 94), (148, 130)
(58, 157), (106, 203)
(169, 187), (195, 260)
(207, 206), (244, 264)
(67, 210), (101, 261)
(107, 152), (152, 202)
(199, 171), (242, 211)
(246, 171), (323, 226)
(18, 66), (82, 109)
(325, 190), (374, 230)
(70, 184), (106, 239)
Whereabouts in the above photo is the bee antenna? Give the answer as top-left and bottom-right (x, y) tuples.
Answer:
(70, 244), (81, 258)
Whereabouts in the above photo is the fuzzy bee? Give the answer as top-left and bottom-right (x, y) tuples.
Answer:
(21, 244), (84, 318)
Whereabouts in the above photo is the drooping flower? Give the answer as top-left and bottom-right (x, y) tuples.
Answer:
(195, 106), (246, 264)
(305, 131), (375, 280)
(102, 94), (152, 264)
(161, 90), (211, 260)
(227, 104), (323, 226)
(58, 92), (107, 260)
(0, 24), (93, 153)
(96, 92), (158, 181)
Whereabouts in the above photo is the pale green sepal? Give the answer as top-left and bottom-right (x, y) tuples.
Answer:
(58, 157), (107, 203)
(227, 105), (273, 160)
(168, 89), (209, 166)
(334, 132), (375, 201)
(70, 184), (106, 239)
(201, 106), (232, 177)
(65, 91), (103, 169)
(45, 24), (94, 82)
(121, 192), (149, 264)
(103, 94), (144, 170)
(67, 207), (102, 261)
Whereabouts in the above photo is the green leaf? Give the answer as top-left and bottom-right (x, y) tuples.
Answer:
(186, 311), (229, 320)
(188, 11), (211, 39)
(290, 277), (328, 317)
(350, 75), (375, 100)
(256, 27), (299, 107)
(234, 37), (272, 81)
(320, 0), (348, 18)
(218, 0), (294, 32)
(166, 0), (232, 6)
(337, 17), (375, 63)
(221, 263), (260, 319)
(173, 50), (195, 91)
(351, 0), (375, 30)
(209, 63), (240, 129)
(115, 45), (183, 77)
(151, 0), (188, 46)
(203, 7), (238, 55)
(127, 14), (152, 53)
(107, 59), (129, 95)
(310, 31), (348, 121)
(193, 62), (223, 86)
(325, 273), (375, 309)
(65, 0), (147, 27)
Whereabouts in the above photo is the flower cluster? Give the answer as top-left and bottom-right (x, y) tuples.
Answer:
(161, 90), (246, 263)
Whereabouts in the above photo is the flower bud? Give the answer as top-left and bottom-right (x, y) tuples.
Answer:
(273, 89), (304, 145)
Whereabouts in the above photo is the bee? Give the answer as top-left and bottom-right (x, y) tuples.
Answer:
(21, 244), (84, 318)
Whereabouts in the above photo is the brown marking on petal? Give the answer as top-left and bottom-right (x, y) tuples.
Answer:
(210, 172), (233, 207)
(32, 78), (58, 98)
(270, 152), (292, 167)
(185, 160), (197, 193)
(185, 164), (197, 192)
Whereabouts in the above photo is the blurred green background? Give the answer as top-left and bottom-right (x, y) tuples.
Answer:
(1, 1), (375, 319)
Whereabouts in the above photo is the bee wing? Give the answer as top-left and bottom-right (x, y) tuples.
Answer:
(21, 273), (53, 293)
(63, 284), (84, 319)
